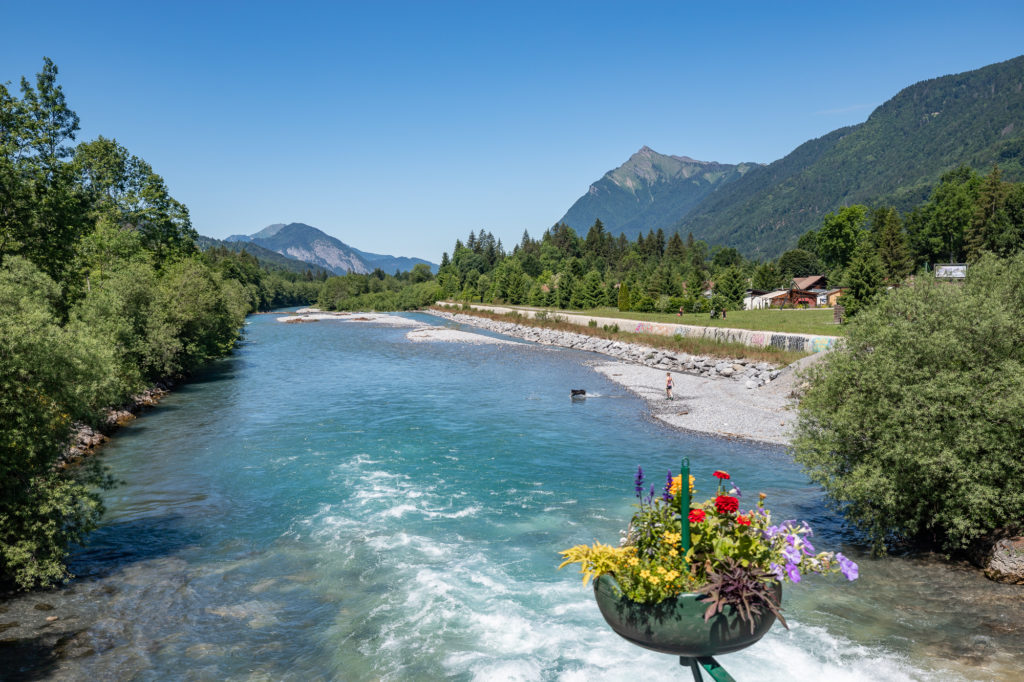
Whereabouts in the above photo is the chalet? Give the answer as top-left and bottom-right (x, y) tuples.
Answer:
(749, 289), (788, 309)
(770, 288), (819, 308)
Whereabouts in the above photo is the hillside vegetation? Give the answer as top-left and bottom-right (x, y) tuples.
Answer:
(677, 55), (1024, 257)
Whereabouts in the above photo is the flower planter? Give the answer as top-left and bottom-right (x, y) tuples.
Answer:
(593, 574), (781, 657)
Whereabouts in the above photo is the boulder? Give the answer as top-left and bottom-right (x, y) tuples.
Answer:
(985, 537), (1024, 584)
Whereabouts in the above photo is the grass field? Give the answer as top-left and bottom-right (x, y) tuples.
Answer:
(473, 305), (844, 337)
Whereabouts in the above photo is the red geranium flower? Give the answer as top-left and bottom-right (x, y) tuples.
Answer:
(736, 515), (751, 526)
(688, 509), (706, 523)
(714, 495), (739, 514)
(713, 470), (730, 480)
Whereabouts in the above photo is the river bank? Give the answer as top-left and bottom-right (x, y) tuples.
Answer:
(425, 309), (813, 445)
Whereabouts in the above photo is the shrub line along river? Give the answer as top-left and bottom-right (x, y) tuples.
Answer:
(2, 311), (1021, 681)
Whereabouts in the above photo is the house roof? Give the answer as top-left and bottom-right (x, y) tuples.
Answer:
(792, 275), (827, 289)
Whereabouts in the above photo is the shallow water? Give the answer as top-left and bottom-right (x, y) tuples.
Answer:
(2, 312), (1022, 680)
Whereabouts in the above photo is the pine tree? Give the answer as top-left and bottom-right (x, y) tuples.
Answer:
(713, 266), (746, 309)
(618, 281), (631, 311)
(842, 241), (885, 318)
(579, 270), (604, 309)
(966, 166), (1013, 259)
(871, 207), (913, 283)
(665, 233), (686, 262)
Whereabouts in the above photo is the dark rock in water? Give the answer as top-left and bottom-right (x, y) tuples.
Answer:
(33, 603), (55, 611)
(570, 389), (586, 396)
(985, 537), (1024, 584)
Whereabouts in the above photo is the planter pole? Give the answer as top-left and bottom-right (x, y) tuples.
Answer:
(678, 459), (735, 682)
(680, 457), (691, 566)
(681, 656), (736, 682)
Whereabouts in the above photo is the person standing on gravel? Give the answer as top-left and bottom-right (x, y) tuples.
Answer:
(666, 372), (674, 400)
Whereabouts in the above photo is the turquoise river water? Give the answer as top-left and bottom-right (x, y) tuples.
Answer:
(3, 311), (1023, 681)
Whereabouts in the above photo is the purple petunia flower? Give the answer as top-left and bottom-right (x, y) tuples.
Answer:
(801, 539), (816, 555)
(769, 562), (785, 581)
(728, 482), (742, 498)
(836, 553), (859, 580)
(782, 543), (801, 565)
(785, 562), (802, 583)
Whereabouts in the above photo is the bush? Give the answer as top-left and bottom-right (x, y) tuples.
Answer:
(0, 258), (117, 588)
(793, 254), (1024, 554)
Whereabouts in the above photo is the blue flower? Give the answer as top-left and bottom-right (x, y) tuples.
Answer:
(782, 543), (801, 565)
(662, 470), (674, 502)
(769, 562), (785, 581)
(785, 562), (802, 583)
(836, 553), (859, 580)
(634, 466), (644, 498)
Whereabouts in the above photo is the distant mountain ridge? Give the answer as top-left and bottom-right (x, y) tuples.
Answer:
(556, 55), (1024, 258)
(196, 234), (331, 276)
(224, 223), (437, 275)
(559, 146), (759, 239)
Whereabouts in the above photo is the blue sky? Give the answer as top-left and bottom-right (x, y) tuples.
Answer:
(3, 1), (1023, 261)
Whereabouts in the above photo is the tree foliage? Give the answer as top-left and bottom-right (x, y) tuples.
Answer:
(794, 254), (1024, 553)
(0, 59), (314, 589)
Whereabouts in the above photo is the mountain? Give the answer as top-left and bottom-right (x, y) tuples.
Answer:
(225, 223), (437, 275)
(558, 146), (759, 239)
(195, 235), (331, 276)
(675, 55), (1024, 258)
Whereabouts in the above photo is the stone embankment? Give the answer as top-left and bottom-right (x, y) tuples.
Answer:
(62, 383), (173, 465)
(449, 303), (842, 354)
(428, 310), (782, 389)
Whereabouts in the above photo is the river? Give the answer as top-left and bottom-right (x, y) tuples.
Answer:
(2, 311), (1021, 680)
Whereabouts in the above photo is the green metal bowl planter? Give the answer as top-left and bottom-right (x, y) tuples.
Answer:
(559, 458), (859, 681)
(593, 574), (781, 658)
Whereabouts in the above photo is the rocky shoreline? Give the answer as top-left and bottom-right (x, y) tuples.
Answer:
(427, 309), (784, 388)
(61, 382), (174, 466)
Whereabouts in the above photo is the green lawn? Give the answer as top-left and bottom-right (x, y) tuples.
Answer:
(496, 305), (844, 337)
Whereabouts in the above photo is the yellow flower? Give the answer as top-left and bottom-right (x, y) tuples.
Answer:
(670, 475), (696, 496)
(669, 548), (678, 558)
(627, 556), (639, 567)
(649, 575), (660, 585)
(640, 569), (650, 578)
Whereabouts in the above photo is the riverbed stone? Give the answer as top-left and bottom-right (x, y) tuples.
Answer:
(985, 537), (1024, 584)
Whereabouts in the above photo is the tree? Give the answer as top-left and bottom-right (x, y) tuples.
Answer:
(966, 166), (1016, 259)
(73, 137), (197, 263)
(751, 261), (783, 290)
(841, 240), (885, 318)
(776, 249), (821, 278)
(905, 166), (981, 266)
(711, 246), (743, 271)
(871, 207), (913, 283)
(578, 270), (604, 309)
(713, 266), (746, 309)
(794, 253), (1024, 554)
(0, 257), (117, 588)
(617, 281), (631, 311)
(818, 205), (868, 270)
